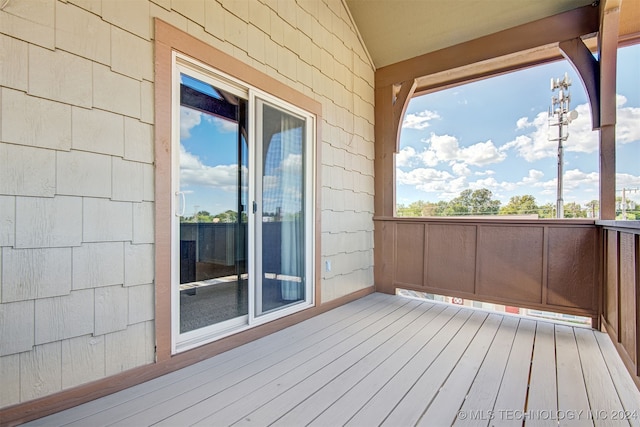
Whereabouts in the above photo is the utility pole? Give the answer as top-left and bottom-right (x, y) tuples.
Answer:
(618, 187), (639, 219)
(549, 73), (577, 219)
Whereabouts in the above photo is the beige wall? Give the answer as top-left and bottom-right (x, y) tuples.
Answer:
(0, 0), (375, 408)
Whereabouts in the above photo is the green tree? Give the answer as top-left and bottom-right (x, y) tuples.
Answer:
(585, 200), (599, 218)
(499, 195), (539, 216)
(213, 210), (238, 223)
(563, 202), (587, 218)
(445, 188), (501, 216)
(538, 203), (556, 218)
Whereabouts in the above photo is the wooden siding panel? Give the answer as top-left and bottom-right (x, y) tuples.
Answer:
(620, 233), (637, 365)
(426, 224), (476, 295)
(606, 230), (620, 337)
(546, 227), (597, 310)
(395, 223), (424, 287)
(477, 226), (544, 305)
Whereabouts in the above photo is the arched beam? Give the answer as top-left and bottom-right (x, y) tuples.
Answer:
(559, 38), (600, 130)
(392, 80), (417, 152)
(373, 5), (601, 219)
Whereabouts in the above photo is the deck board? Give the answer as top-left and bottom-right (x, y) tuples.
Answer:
(555, 324), (592, 427)
(23, 293), (640, 427)
(453, 315), (519, 427)
(112, 296), (412, 426)
(491, 318), (536, 427)
(525, 321), (558, 427)
(416, 313), (503, 426)
(308, 305), (460, 427)
(594, 332), (640, 427)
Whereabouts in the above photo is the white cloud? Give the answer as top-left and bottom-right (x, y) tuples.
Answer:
(402, 110), (440, 130)
(452, 163), (471, 176)
(516, 117), (532, 130)
(396, 146), (438, 167)
(396, 168), (465, 194)
(522, 169), (544, 184)
(616, 172), (640, 188)
(504, 96), (640, 162)
(458, 140), (507, 166)
(616, 95), (640, 144)
(180, 107), (202, 140)
(179, 144), (245, 192)
(426, 133), (506, 166)
(181, 106), (239, 140)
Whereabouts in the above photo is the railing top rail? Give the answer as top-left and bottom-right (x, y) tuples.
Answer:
(374, 216), (597, 226)
(596, 220), (640, 233)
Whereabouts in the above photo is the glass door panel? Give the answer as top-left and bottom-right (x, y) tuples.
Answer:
(257, 101), (306, 315)
(177, 73), (248, 334)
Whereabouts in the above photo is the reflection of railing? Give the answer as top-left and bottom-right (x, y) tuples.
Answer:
(180, 222), (247, 266)
(179, 221), (297, 271)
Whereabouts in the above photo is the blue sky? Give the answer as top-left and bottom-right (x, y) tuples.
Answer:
(397, 44), (640, 210)
(179, 74), (303, 218)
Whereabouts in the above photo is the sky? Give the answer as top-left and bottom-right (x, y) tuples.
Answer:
(179, 74), (304, 219)
(397, 43), (640, 212)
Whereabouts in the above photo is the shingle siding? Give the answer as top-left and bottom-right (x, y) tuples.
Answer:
(0, 0), (375, 408)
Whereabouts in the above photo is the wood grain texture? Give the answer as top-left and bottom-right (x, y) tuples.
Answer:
(546, 226), (598, 310)
(620, 233), (637, 364)
(426, 224), (476, 294)
(606, 230), (620, 337)
(394, 222), (425, 286)
(477, 225), (544, 304)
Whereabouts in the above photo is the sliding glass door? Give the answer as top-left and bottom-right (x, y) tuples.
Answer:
(175, 70), (249, 346)
(172, 56), (314, 352)
(255, 101), (307, 316)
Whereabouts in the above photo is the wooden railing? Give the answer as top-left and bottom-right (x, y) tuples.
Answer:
(374, 217), (601, 321)
(599, 220), (640, 388)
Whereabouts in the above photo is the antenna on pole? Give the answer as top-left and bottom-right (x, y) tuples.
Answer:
(549, 73), (577, 219)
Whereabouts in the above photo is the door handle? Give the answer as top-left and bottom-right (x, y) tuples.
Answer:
(176, 191), (186, 217)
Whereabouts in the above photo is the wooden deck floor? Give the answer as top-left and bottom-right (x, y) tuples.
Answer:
(25, 293), (640, 427)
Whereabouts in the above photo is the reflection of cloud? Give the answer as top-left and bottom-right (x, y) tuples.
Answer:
(180, 107), (201, 139)
(281, 153), (302, 174)
(179, 144), (245, 192)
(402, 110), (440, 130)
(181, 106), (239, 140)
(206, 115), (237, 133)
(504, 96), (640, 162)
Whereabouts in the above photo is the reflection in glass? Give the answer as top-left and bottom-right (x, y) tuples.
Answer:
(260, 103), (306, 314)
(178, 74), (248, 333)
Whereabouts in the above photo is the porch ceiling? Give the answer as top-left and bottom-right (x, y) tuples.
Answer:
(345, 0), (595, 69)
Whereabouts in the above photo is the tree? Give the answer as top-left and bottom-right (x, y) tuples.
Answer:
(213, 210), (238, 223)
(499, 195), (539, 216)
(563, 202), (586, 218)
(538, 203), (556, 218)
(445, 188), (501, 216)
(585, 200), (599, 218)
